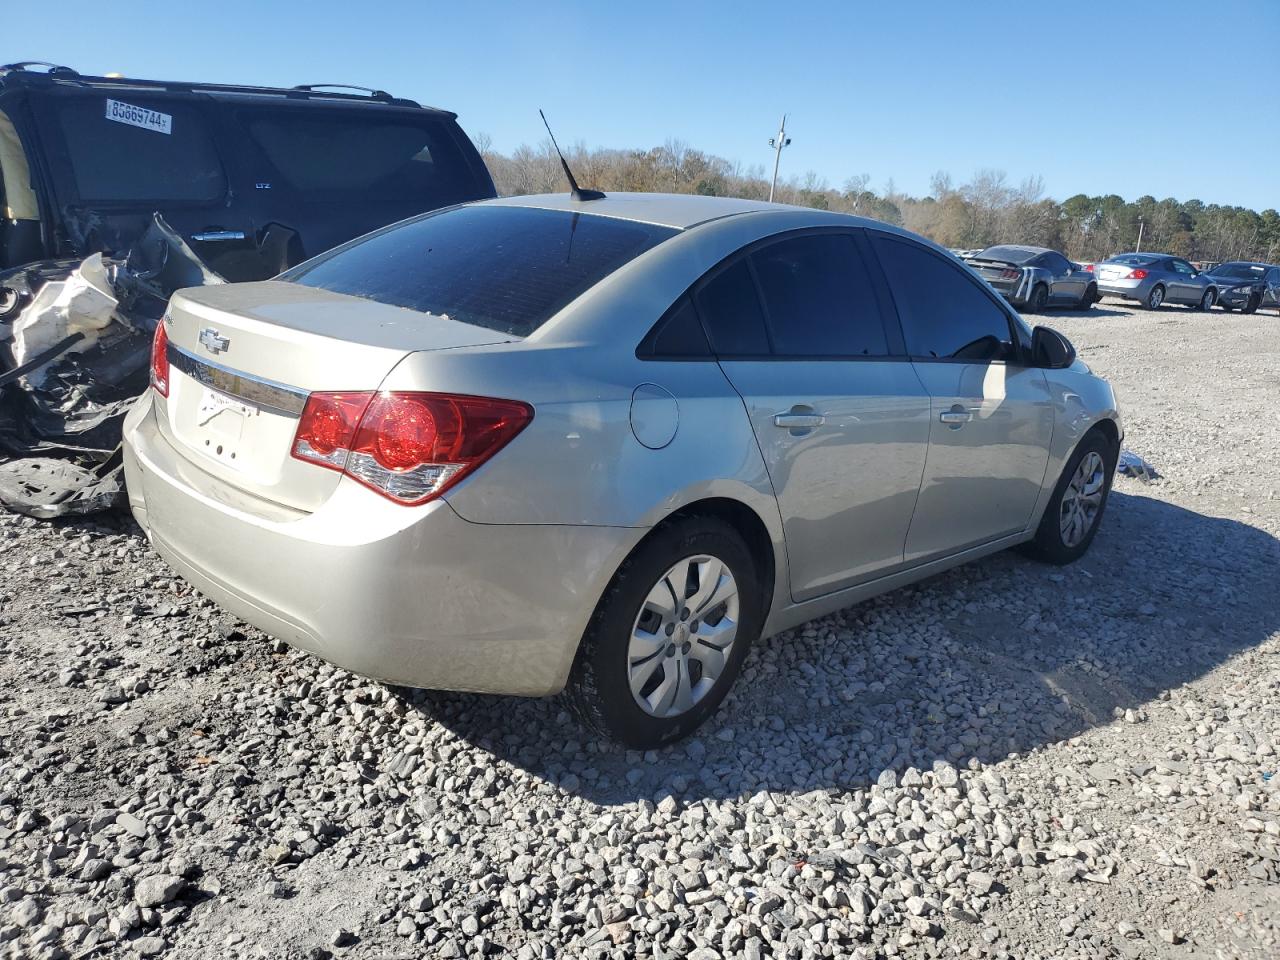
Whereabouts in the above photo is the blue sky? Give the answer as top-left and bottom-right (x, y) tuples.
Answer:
(7, 0), (1278, 209)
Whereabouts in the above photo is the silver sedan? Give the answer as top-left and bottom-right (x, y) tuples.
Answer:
(1091, 253), (1219, 310)
(123, 193), (1122, 747)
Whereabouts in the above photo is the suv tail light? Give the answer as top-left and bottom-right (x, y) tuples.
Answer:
(1128, 268), (1148, 280)
(150, 321), (170, 397)
(292, 391), (533, 505)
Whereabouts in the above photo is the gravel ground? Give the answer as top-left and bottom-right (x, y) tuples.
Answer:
(1, 299), (1278, 960)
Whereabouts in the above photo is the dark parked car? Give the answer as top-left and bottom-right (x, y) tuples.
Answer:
(1202, 261), (1280, 313)
(0, 62), (496, 283)
(965, 245), (1098, 312)
(0, 61), (495, 517)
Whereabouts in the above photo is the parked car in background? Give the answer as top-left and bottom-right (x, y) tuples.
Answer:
(1089, 253), (1219, 310)
(1202, 261), (1280, 313)
(123, 192), (1122, 747)
(0, 62), (496, 283)
(965, 245), (1098, 312)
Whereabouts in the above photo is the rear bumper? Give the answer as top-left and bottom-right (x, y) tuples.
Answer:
(122, 393), (641, 696)
(1097, 279), (1145, 300)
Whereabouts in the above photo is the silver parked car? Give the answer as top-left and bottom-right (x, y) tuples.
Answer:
(1090, 252), (1219, 310)
(122, 193), (1122, 747)
(965, 245), (1098, 312)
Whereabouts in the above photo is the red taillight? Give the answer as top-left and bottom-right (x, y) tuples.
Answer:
(1000, 268), (1020, 280)
(150, 321), (170, 397)
(1129, 268), (1148, 280)
(292, 391), (533, 505)
(1084, 264), (1094, 272)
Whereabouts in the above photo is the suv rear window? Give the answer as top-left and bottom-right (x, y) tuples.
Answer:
(284, 205), (678, 336)
(244, 112), (474, 204)
(55, 97), (225, 202)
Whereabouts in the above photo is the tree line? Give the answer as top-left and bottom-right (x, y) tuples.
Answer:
(476, 136), (1280, 264)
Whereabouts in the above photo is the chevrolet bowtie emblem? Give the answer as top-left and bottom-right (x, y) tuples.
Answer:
(198, 328), (230, 354)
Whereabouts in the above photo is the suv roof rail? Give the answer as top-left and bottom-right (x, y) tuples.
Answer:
(292, 83), (394, 102)
(0, 61), (80, 76)
(0, 66), (437, 112)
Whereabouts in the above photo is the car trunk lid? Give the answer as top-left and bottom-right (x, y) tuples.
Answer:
(156, 280), (511, 512)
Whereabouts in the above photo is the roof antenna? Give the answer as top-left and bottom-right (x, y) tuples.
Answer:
(539, 109), (605, 202)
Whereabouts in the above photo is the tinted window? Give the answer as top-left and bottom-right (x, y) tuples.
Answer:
(55, 96), (224, 202)
(1109, 254), (1158, 266)
(1042, 252), (1072, 274)
(285, 205), (676, 337)
(694, 258), (771, 356)
(872, 234), (1014, 362)
(639, 297), (711, 358)
(750, 234), (889, 357)
(979, 245), (1037, 264)
(244, 112), (474, 204)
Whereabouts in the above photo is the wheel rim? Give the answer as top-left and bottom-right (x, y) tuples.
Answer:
(627, 554), (740, 719)
(1059, 451), (1106, 548)
(1149, 288), (1163, 308)
(1202, 290), (1213, 309)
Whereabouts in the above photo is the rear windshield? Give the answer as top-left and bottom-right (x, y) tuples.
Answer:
(976, 245), (1036, 264)
(242, 111), (477, 205)
(1108, 254), (1159, 265)
(283, 205), (678, 336)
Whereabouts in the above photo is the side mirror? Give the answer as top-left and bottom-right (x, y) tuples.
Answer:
(1032, 325), (1076, 369)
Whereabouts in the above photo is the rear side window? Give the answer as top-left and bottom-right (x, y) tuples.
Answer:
(638, 297), (711, 358)
(243, 112), (476, 204)
(54, 97), (225, 202)
(750, 234), (889, 357)
(872, 234), (1015, 362)
(284, 205), (677, 337)
(694, 259), (771, 356)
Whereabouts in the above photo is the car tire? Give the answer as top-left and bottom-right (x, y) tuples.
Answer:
(1029, 283), (1049, 313)
(1077, 284), (1097, 310)
(1198, 288), (1216, 311)
(1145, 285), (1165, 310)
(1243, 294), (1260, 315)
(1020, 430), (1118, 566)
(566, 516), (764, 748)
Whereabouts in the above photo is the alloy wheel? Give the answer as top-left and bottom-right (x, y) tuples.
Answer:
(1059, 451), (1106, 548)
(1201, 289), (1215, 310)
(1148, 287), (1164, 309)
(627, 554), (740, 718)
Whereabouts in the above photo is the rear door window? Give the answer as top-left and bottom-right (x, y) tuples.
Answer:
(871, 233), (1016, 362)
(284, 204), (677, 337)
(694, 259), (772, 356)
(242, 111), (477, 206)
(53, 95), (225, 202)
(749, 233), (890, 357)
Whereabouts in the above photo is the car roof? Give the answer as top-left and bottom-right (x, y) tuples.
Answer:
(485, 192), (835, 230)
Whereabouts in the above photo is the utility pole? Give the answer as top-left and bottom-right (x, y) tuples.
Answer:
(768, 114), (791, 203)
(1135, 216), (1145, 253)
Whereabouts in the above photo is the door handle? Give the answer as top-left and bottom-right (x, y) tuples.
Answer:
(191, 230), (246, 242)
(939, 408), (972, 426)
(773, 412), (825, 429)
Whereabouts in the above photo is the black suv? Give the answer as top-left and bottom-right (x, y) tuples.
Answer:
(0, 62), (496, 281)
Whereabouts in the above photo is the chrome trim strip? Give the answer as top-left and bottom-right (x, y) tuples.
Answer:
(167, 343), (309, 417)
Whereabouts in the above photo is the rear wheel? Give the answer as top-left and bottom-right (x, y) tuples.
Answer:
(1029, 283), (1049, 313)
(1021, 430), (1117, 565)
(1146, 285), (1165, 310)
(566, 517), (763, 748)
(1077, 284), (1097, 310)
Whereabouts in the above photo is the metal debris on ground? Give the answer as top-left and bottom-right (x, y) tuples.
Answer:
(0, 214), (223, 518)
(1117, 449), (1159, 482)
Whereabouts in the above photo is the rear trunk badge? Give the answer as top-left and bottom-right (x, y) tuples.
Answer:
(198, 328), (230, 355)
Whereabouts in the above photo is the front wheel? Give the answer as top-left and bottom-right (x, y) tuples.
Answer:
(1243, 294), (1260, 315)
(1199, 288), (1216, 311)
(1146, 285), (1165, 310)
(566, 517), (763, 748)
(1021, 431), (1117, 565)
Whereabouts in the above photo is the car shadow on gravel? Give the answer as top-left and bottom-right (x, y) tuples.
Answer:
(399, 488), (1280, 807)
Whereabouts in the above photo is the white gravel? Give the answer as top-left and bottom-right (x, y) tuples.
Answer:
(1, 300), (1278, 960)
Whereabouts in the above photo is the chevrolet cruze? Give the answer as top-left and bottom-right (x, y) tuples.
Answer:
(123, 193), (1122, 747)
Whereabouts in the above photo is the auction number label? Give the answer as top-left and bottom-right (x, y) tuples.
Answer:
(104, 99), (172, 135)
